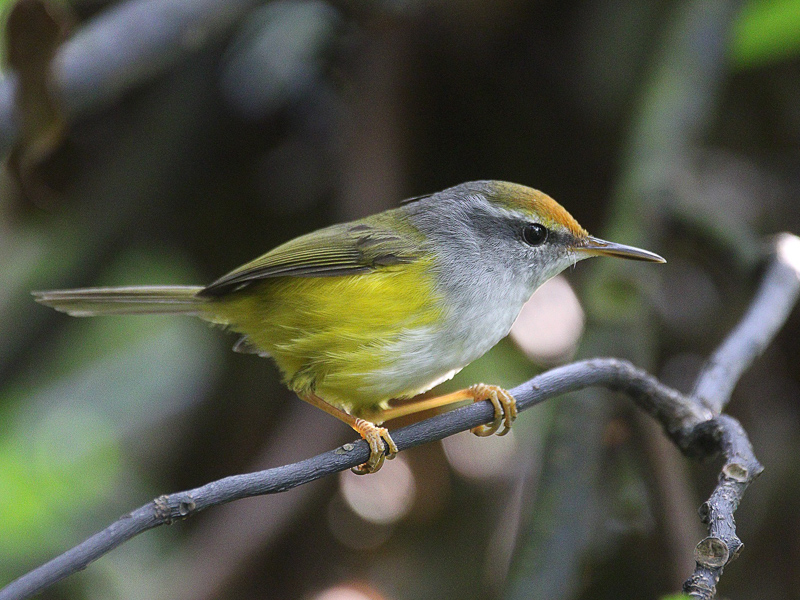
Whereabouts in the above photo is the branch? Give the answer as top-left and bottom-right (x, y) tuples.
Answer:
(2, 235), (798, 600)
(692, 233), (800, 414)
(0, 0), (259, 155)
(0, 359), (696, 600)
(680, 233), (800, 599)
(681, 415), (763, 599)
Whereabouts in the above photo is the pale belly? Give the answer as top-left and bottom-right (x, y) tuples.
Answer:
(329, 300), (523, 415)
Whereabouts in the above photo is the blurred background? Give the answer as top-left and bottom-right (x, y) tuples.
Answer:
(0, 0), (799, 598)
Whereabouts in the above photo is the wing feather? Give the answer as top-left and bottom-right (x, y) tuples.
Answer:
(200, 218), (422, 297)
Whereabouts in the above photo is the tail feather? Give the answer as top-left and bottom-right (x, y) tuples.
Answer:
(32, 286), (207, 317)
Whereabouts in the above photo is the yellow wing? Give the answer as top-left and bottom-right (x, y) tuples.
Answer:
(200, 214), (423, 297)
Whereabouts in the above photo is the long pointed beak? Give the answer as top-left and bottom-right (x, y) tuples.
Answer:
(576, 235), (666, 263)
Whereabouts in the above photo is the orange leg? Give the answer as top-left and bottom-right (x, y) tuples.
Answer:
(378, 383), (518, 437)
(300, 392), (398, 475)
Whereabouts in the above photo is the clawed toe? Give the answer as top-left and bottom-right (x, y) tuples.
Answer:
(468, 383), (517, 438)
(351, 419), (398, 475)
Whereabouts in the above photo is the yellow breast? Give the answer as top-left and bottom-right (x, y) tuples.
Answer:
(210, 257), (445, 416)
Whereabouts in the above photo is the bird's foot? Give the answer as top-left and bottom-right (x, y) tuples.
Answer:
(351, 418), (398, 475)
(468, 383), (517, 437)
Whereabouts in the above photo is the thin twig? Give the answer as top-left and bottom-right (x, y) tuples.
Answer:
(681, 415), (763, 599)
(2, 234), (798, 600)
(692, 234), (800, 415)
(680, 235), (800, 599)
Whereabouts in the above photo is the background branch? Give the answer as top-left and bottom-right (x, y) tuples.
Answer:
(0, 0), (341, 155)
(678, 235), (800, 598)
(692, 234), (800, 415)
(1, 235), (798, 600)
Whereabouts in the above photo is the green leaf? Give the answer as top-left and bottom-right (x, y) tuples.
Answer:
(731, 0), (800, 68)
(0, 249), (220, 573)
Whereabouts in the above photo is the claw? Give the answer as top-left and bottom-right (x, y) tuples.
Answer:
(468, 383), (517, 437)
(351, 419), (398, 475)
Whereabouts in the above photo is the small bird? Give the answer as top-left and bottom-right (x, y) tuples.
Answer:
(34, 181), (664, 473)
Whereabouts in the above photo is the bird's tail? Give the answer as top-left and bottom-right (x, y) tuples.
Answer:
(32, 286), (208, 317)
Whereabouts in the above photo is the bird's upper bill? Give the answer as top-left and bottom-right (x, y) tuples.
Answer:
(575, 235), (666, 263)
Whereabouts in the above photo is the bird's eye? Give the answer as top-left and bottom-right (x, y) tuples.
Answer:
(522, 223), (548, 246)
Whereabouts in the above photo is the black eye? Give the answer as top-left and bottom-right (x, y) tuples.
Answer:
(522, 223), (548, 246)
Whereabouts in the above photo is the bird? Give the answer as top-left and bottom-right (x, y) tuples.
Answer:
(33, 180), (665, 473)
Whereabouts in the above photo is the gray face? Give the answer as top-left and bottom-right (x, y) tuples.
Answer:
(400, 181), (586, 380)
(406, 181), (583, 315)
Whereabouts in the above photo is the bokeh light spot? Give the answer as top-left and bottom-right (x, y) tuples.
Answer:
(509, 275), (585, 365)
(339, 455), (415, 525)
(442, 428), (518, 481)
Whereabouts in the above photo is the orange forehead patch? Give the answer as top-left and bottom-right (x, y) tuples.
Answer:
(491, 181), (588, 238)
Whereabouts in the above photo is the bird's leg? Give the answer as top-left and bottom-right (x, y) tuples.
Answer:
(299, 392), (398, 475)
(378, 383), (517, 436)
